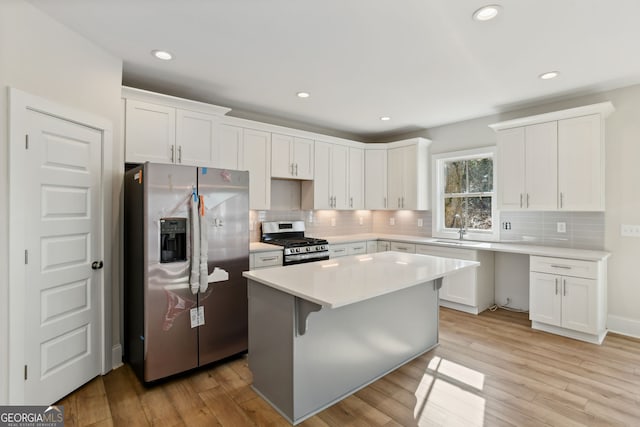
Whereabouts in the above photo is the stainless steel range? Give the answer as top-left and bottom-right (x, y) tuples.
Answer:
(261, 221), (329, 265)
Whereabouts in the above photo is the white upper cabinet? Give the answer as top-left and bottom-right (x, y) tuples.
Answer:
(301, 141), (364, 210)
(271, 134), (314, 179)
(123, 87), (230, 166)
(348, 147), (364, 209)
(497, 122), (558, 210)
(216, 123), (243, 170)
(386, 139), (430, 210)
(491, 102), (614, 212)
(365, 148), (388, 209)
(242, 129), (271, 210)
(125, 99), (176, 164)
(558, 114), (603, 211)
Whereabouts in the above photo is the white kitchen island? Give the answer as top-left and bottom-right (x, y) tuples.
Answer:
(242, 251), (479, 425)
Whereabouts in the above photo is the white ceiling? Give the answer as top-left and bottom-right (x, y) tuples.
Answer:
(28, 0), (640, 141)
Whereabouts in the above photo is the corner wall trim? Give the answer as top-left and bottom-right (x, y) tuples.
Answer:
(112, 344), (123, 370)
(607, 315), (640, 339)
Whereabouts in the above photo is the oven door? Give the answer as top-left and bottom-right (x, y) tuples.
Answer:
(284, 251), (330, 266)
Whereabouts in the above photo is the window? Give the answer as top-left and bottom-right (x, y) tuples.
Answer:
(432, 147), (497, 241)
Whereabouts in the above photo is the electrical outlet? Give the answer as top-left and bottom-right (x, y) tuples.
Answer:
(359, 217), (363, 225)
(417, 218), (423, 227)
(621, 224), (640, 237)
(331, 217), (336, 227)
(389, 217), (395, 226)
(502, 221), (512, 230)
(557, 222), (566, 233)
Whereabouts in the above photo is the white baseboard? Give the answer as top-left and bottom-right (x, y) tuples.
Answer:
(607, 315), (640, 339)
(111, 344), (123, 370)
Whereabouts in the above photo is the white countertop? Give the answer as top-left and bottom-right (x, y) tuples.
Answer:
(250, 241), (282, 252)
(243, 252), (479, 309)
(320, 233), (610, 261)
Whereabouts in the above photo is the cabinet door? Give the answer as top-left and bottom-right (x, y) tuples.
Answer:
(347, 242), (367, 255)
(292, 138), (314, 179)
(348, 148), (364, 209)
(125, 99), (175, 164)
(529, 272), (561, 326)
(271, 133), (293, 178)
(558, 114), (603, 211)
(440, 269), (476, 306)
(366, 241), (378, 254)
(525, 122), (558, 210)
(497, 127), (526, 210)
(387, 147), (404, 209)
(400, 145), (418, 209)
(365, 149), (388, 209)
(331, 144), (349, 209)
(313, 141), (332, 209)
(216, 124), (242, 170)
(377, 241), (390, 252)
(561, 276), (597, 334)
(175, 109), (217, 166)
(243, 129), (271, 210)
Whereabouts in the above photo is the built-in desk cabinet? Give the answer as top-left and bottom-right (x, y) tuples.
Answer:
(416, 244), (495, 314)
(529, 255), (607, 344)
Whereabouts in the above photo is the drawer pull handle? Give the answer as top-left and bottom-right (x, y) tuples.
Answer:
(550, 264), (572, 269)
(260, 256), (278, 261)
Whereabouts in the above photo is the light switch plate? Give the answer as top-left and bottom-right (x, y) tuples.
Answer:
(621, 224), (640, 237)
(417, 219), (423, 227)
(331, 217), (336, 227)
(557, 222), (566, 233)
(389, 217), (395, 226)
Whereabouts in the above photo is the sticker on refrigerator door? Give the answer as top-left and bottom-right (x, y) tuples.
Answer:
(190, 306), (205, 328)
(208, 267), (229, 283)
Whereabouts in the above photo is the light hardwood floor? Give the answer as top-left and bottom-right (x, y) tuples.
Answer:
(58, 308), (640, 426)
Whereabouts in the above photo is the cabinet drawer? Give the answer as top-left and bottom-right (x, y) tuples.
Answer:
(390, 242), (416, 253)
(253, 251), (283, 268)
(348, 243), (367, 255)
(530, 256), (597, 279)
(330, 244), (349, 258)
(416, 244), (477, 261)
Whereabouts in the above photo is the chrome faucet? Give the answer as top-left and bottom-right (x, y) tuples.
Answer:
(454, 214), (467, 240)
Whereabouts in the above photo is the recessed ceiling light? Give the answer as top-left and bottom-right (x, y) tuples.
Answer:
(539, 71), (560, 80)
(296, 92), (310, 98)
(380, 116), (391, 121)
(472, 5), (501, 21)
(151, 50), (173, 60)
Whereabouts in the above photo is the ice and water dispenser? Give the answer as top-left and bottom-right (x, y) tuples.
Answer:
(160, 218), (187, 263)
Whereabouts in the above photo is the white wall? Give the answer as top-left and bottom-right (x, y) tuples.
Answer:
(0, 0), (123, 403)
(419, 85), (640, 338)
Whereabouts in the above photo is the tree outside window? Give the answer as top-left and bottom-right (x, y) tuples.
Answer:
(443, 157), (493, 231)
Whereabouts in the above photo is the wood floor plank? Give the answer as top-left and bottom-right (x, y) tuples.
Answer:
(58, 308), (640, 426)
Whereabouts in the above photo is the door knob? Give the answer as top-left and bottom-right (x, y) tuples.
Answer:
(91, 261), (104, 270)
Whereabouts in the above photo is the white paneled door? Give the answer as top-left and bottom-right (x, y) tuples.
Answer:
(23, 110), (103, 404)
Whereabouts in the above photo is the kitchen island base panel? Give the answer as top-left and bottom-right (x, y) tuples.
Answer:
(247, 278), (440, 425)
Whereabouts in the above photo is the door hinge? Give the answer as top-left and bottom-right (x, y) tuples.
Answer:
(24, 365), (27, 380)
(24, 250), (28, 264)
(25, 134), (29, 150)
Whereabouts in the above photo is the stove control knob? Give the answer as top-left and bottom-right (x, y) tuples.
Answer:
(305, 247), (311, 252)
(296, 248), (301, 253)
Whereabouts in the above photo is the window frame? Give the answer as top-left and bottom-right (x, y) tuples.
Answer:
(432, 146), (499, 241)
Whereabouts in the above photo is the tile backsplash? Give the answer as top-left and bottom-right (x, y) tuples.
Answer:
(499, 211), (604, 250)
(251, 209), (604, 250)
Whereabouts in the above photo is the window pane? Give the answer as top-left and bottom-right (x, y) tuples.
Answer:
(444, 161), (466, 194)
(444, 197), (465, 228)
(467, 158), (493, 192)
(465, 197), (492, 230)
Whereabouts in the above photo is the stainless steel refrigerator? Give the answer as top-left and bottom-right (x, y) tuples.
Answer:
(124, 162), (249, 383)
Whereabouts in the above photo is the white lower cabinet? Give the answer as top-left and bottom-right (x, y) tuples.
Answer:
(329, 242), (367, 258)
(529, 256), (607, 344)
(250, 251), (283, 270)
(390, 242), (416, 253)
(366, 241), (378, 254)
(416, 245), (494, 314)
(377, 241), (391, 252)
